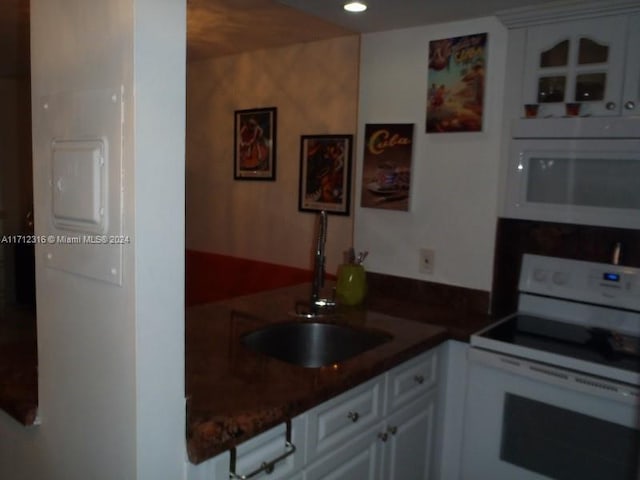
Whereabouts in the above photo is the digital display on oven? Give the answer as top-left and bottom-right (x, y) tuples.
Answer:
(602, 272), (620, 282)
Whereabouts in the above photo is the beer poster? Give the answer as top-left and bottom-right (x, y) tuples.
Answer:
(360, 123), (413, 212)
(426, 33), (487, 133)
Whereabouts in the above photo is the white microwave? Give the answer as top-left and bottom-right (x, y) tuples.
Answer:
(504, 120), (640, 229)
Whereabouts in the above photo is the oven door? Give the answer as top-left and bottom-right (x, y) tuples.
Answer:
(461, 348), (640, 480)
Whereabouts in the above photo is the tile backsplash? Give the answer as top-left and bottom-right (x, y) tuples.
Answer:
(491, 218), (640, 317)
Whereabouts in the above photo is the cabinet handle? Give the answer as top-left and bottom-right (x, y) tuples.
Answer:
(262, 462), (275, 475)
(413, 374), (425, 384)
(387, 425), (398, 435)
(378, 432), (389, 442)
(625, 101), (636, 110)
(229, 421), (296, 479)
(606, 101), (617, 111)
(347, 411), (360, 422)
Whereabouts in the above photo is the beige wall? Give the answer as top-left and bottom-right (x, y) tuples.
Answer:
(186, 36), (360, 275)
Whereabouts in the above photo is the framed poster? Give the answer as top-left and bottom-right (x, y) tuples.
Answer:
(360, 123), (413, 212)
(426, 33), (487, 133)
(298, 135), (352, 215)
(234, 107), (277, 180)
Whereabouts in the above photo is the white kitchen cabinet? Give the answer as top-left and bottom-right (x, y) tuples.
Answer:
(432, 340), (470, 480)
(519, 13), (640, 118)
(305, 389), (436, 480)
(306, 375), (385, 463)
(385, 347), (437, 413)
(380, 390), (437, 480)
(188, 347), (442, 480)
(187, 415), (306, 480)
(306, 348), (440, 480)
(304, 427), (382, 480)
(229, 418), (306, 480)
(622, 15), (640, 116)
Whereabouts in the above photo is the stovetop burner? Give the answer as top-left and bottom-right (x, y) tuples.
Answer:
(479, 314), (640, 375)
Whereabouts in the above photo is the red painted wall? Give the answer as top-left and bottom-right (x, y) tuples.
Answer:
(185, 250), (315, 306)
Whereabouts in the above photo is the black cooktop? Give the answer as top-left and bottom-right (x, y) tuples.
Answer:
(479, 315), (640, 375)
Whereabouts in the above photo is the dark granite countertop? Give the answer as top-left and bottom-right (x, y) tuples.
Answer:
(0, 280), (494, 465)
(185, 282), (493, 464)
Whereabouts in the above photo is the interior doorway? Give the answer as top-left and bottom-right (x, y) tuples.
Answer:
(0, 0), (35, 316)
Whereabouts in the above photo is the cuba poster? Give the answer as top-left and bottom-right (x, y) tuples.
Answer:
(426, 33), (487, 133)
(360, 123), (413, 212)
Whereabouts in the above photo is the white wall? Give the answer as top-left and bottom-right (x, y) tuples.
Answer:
(0, 0), (186, 479)
(354, 17), (508, 292)
(134, 0), (186, 478)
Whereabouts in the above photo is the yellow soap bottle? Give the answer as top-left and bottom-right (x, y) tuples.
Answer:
(336, 262), (367, 306)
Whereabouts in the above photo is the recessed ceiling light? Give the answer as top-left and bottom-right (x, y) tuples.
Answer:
(343, 1), (367, 13)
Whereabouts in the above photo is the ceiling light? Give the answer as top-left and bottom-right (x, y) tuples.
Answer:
(343, 1), (367, 13)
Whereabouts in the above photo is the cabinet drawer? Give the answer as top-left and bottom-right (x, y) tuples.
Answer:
(231, 416), (306, 479)
(306, 376), (384, 462)
(187, 416), (306, 480)
(385, 348), (438, 412)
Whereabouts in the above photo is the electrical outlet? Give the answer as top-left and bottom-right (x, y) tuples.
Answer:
(419, 248), (435, 274)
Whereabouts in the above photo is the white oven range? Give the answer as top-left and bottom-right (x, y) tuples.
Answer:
(461, 254), (640, 480)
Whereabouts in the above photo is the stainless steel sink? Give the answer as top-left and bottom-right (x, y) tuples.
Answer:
(241, 321), (392, 368)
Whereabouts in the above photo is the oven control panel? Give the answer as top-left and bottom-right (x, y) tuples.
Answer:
(519, 254), (640, 311)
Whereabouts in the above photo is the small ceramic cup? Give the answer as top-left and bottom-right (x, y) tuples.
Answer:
(524, 104), (539, 118)
(565, 102), (581, 116)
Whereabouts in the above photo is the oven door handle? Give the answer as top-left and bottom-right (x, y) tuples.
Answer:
(469, 348), (639, 405)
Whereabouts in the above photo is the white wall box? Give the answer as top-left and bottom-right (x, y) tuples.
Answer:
(39, 88), (125, 285)
(51, 139), (106, 233)
(188, 347), (444, 480)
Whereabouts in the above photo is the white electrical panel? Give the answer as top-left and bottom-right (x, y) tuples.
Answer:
(39, 88), (124, 286)
(51, 139), (107, 233)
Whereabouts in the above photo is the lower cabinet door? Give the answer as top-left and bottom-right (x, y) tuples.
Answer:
(381, 390), (436, 480)
(304, 427), (383, 480)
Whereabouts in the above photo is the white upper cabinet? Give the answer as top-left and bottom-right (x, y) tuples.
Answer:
(522, 15), (638, 117)
(622, 15), (640, 116)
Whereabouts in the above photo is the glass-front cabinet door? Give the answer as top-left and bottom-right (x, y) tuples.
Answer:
(522, 16), (628, 117)
(622, 14), (640, 117)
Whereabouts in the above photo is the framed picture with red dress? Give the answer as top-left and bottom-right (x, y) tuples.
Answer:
(298, 134), (353, 215)
(234, 107), (277, 180)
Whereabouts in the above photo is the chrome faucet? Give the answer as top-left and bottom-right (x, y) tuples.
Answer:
(310, 210), (335, 315)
